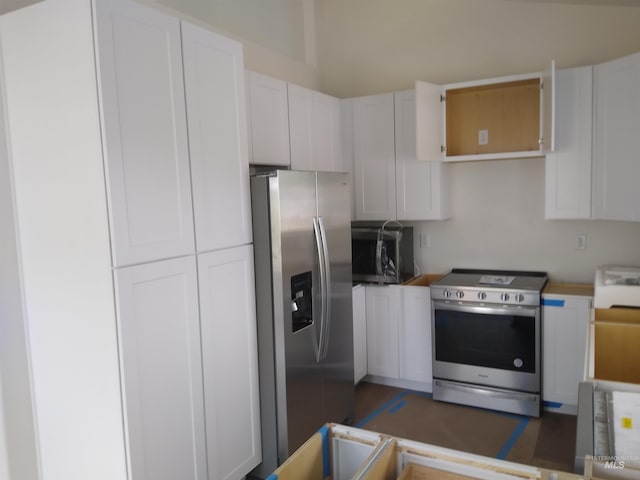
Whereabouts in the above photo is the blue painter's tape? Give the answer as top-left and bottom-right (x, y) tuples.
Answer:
(496, 417), (529, 460)
(266, 474), (278, 480)
(543, 400), (563, 409)
(388, 400), (407, 413)
(542, 298), (565, 307)
(319, 424), (330, 478)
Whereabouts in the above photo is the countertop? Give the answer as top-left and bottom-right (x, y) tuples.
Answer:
(543, 282), (594, 297)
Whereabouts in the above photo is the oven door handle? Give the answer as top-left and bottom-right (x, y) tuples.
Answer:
(431, 300), (538, 317)
(435, 380), (539, 402)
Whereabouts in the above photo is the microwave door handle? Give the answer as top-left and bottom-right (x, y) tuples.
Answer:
(375, 237), (383, 277)
(318, 217), (331, 361)
(313, 217), (326, 363)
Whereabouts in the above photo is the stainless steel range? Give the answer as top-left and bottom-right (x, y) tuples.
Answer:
(430, 269), (548, 417)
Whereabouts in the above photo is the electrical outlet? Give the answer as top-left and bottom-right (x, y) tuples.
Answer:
(420, 232), (430, 248)
(478, 129), (489, 145)
(575, 234), (587, 250)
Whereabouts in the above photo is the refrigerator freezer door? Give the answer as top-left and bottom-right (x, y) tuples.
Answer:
(273, 171), (325, 457)
(316, 172), (355, 425)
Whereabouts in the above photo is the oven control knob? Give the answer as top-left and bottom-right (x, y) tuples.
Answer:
(500, 292), (510, 302)
(514, 293), (525, 303)
(443, 289), (452, 298)
(477, 291), (487, 301)
(455, 290), (465, 299)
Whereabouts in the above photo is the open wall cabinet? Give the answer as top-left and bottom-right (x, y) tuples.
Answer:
(416, 62), (555, 162)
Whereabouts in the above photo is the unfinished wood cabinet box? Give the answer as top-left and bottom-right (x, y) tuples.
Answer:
(266, 424), (390, 480)
(272, 424), (588, 480)
(593, 308), (640, 385)
(446, 79), (540, 156)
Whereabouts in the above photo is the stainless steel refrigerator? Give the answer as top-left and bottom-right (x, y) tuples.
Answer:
(249, 170), (354, 478)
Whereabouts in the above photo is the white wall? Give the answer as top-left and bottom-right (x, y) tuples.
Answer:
(409, 158), (640, 283)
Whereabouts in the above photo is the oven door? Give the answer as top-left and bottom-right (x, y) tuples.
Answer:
(432, 300), (540, 393)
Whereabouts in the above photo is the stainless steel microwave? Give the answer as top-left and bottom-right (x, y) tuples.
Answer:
(351, 225), (414, 284)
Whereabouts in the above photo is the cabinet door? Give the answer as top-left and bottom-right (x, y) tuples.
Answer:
(365, 285), (400, 378)
(95, 0), (195, 266)
(289, 85), (344, 172)
(542, 295), (591, 408)
(182, 22), (252, 252)
(353, 93), (396, 220)
(545, 67), (592, 219)
(592, 52), (640, 221)
(288, 83), (314, 171)
(313, 90), (343, 172)
(395, 90), (450, 221)
(541, 60), (556, 154)
(353, 284), (367, 384)
(247, 71), (290, 166)
(399, 286), (432, 386)
(415, 80), (445, 161)
(115, 257), (207, 480)
(198, 246), (261, 480)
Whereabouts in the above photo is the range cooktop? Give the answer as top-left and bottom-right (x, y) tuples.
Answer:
(430, 268), (548, 306)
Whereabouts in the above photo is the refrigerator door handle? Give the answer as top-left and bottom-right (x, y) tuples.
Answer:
(318, 216), (331, 361)
(313, 216), (327, 363)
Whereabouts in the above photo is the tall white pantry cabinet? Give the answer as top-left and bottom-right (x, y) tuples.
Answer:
(0, 0), (260, 479)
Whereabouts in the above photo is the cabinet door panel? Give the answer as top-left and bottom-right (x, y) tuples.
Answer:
(399, 286), (432, 385)
(353, 285), (367, 384)
(115, 257), (206, 480)
(247, 71), (290, 166)
(182, 22), (252, 252)
(395, 90), (450, 220)
(313, 91), (343, 172)
(416, 80), (444, 161)
(353, 94), (396, 220)
(198, 246), (261, 480)
(95, 0), (195, 265)
(365, 286), (400, 378)
(545, 67), (592, 219)
(288, 83), (314, 171)
(592, 52), (640, 221)
(542, 296), (591, 407)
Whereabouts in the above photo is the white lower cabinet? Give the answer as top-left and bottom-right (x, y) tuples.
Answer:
(399, 286), (432, 386)
(542, 293), (592, 412)
(361, 284), (433, 391)
(353, 284), (368, 384)
(198, 245), (261, 480)
(116, 246), (261, 480)
(365, 285), (401, 378)
(115, 257), (207, 480)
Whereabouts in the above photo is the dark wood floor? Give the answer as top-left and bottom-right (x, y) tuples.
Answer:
(353, 381), (578, 473)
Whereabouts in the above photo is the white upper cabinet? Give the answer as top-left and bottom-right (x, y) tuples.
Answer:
(115, 257), (207, 480)
(95, 0), (195, 266)
(416, 62), (555, 162)
(545, 66), (593, 220)
(182, 22), (252, 251)
(352, 93), (397, 220)
(288, 84), (343, 172)
(394, 90), (450, 221)
(350, 91), (449, 221)
(246, 71), (291, 166)
(592, 52), (640, 221)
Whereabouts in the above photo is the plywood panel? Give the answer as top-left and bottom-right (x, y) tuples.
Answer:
(446, 79), (540, 156)
(594, 308), (640, 384)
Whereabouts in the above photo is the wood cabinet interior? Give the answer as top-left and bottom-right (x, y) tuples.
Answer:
(445, 78), (540, 156)
(593, 307), (640, 384)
